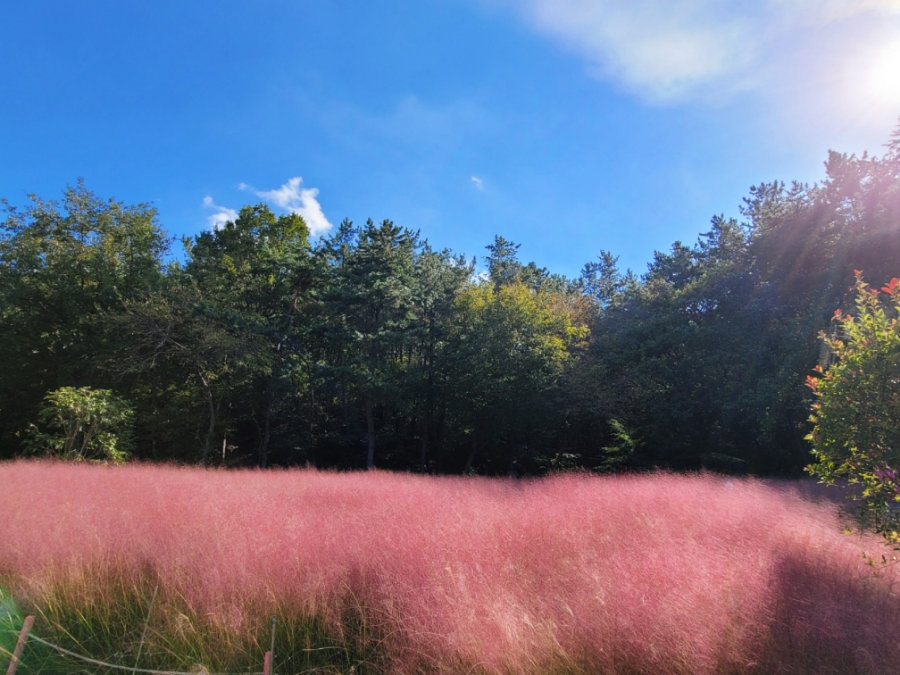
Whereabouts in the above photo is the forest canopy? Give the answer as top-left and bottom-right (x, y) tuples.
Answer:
(2, 128), (899, 476)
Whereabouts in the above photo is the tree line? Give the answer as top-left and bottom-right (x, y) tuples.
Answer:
(2, 127), (898, 475)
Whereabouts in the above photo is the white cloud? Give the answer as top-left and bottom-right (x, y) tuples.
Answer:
(241, 177), (333, 236)
(494, 0), (753, 102)
(471, 176), (485, 190)
(201, 196), (238, 230)
(485, 0), (900, 136)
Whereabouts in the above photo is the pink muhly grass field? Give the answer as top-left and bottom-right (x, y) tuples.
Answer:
(1, 461), (899, 674)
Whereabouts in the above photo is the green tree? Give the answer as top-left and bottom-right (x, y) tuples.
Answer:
(107, 285), (269, 464)
(581, 128), (900, 475)
(0, 182), (168, 457)
(408, 244), (473, 470)
(485, 235), (521, 289)
(445, 281), (585, 473)
(185, 204), (312, 466)
(335, 219), (418, 469)
(807, 273), (900, 542)
(577, 250), (627, 311)
(27, 387), (133, 463)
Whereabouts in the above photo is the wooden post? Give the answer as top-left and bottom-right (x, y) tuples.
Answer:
(262, 651), (272, 675)
(267, 615), (276, 674)
(6, 615), (34, 675)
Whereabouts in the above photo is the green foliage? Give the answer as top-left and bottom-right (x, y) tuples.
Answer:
(27, 387), (134, 463)
(600, 419), (636, 471)
(806, 273), (900, 542)
(0, 181), (167, 457)
(582, 133), (900, 474)
(445, 281), (587, 472)
(320, 219), (420, 468)
(107, 284), (270, 464)
(2, 125), (899, 474)
(485, 234), (522, 289)
(183, 204), (314, 467)
(0, 586), (23, 662)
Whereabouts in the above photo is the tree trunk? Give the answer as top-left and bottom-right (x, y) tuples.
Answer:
(200, 373), (215, 466)
(420, 423), (428, 472)
(259, 390), (274, 468)
(365, 395), (376, 469)
(435, 403), (447, 473)
(463, 435), (478, 474)
(308, 365), (317, 467)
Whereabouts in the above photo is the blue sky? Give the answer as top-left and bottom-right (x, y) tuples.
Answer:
(2, 0), (899, 277)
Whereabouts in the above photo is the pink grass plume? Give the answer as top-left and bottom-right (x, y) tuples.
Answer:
(2, 461), (900, 673)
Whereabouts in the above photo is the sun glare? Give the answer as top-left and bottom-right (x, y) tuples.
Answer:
(862, 38), (900, 97)
(848, 37), (900, 125)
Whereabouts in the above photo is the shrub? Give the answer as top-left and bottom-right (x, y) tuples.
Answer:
(27, 387), (133, 463)
(806, 272), (900, 542)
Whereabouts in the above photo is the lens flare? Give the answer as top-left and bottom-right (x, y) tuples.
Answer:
(829, 32), (900, 140)
(859, 38), (900, 110)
